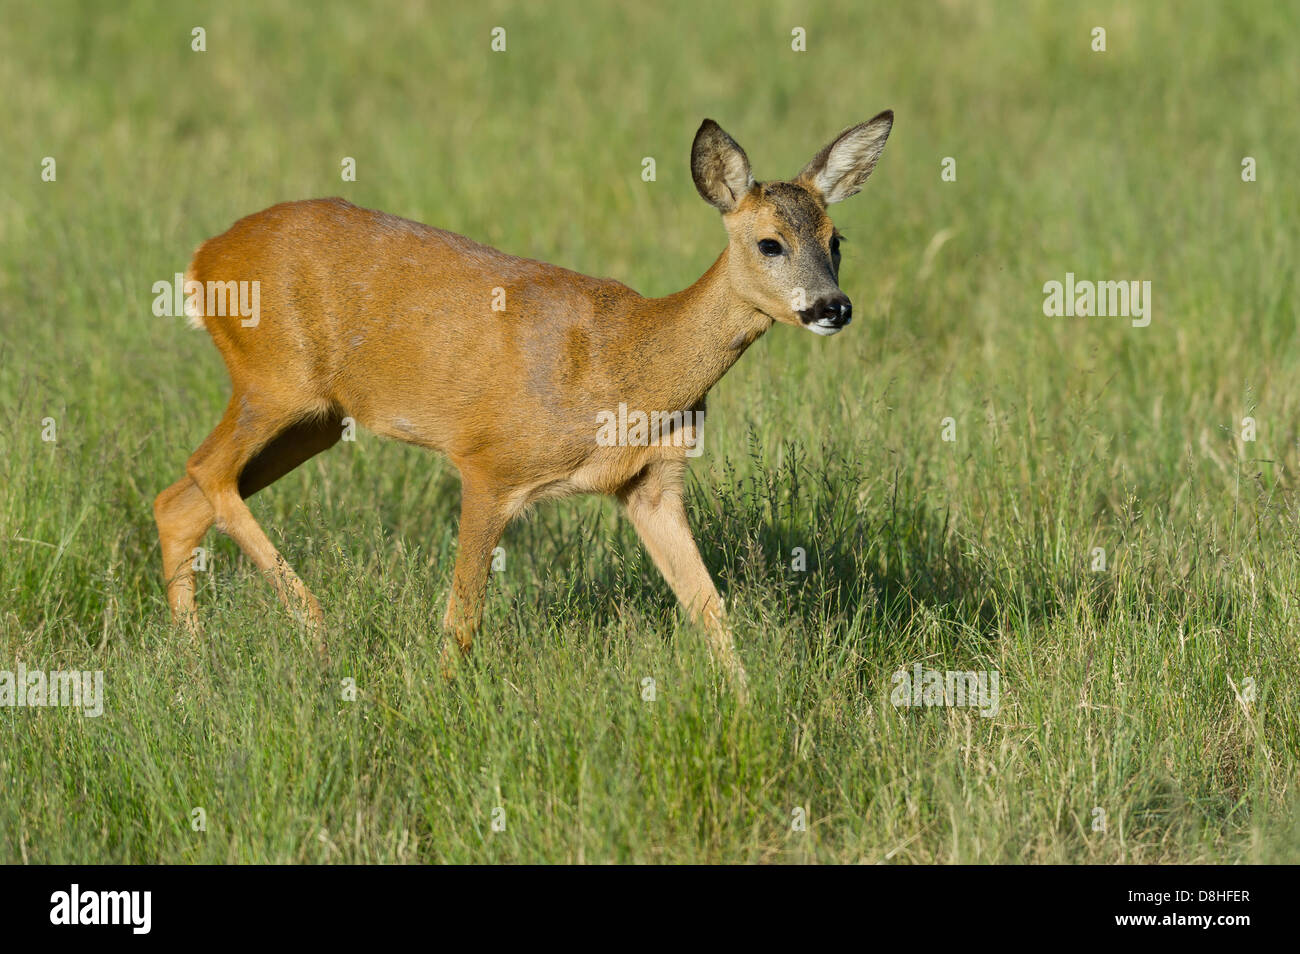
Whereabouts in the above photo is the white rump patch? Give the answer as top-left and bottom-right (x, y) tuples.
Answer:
(183, 269), (205, 330)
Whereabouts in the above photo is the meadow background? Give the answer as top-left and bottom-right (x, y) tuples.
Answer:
(2, 0), (1298, 863)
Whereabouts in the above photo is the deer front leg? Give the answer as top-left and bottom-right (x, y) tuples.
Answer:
(618, 459), (748, 700)
(440, 481), (510, 678)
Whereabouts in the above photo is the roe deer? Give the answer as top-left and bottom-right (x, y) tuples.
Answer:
(154, 112), (894, 697)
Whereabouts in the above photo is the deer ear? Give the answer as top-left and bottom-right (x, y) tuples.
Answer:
(691, 120), (755, 213)
(798, 110), (893, 204)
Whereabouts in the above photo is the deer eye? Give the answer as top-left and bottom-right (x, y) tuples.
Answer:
(758, 239), (783, 257)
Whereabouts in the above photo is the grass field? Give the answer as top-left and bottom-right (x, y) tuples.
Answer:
(2, 0), (1299, 863)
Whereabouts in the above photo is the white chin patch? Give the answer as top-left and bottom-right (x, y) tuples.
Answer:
(804, 320), (843, 337)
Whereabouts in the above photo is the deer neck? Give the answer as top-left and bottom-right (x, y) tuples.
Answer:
(623, 246), (772, 411)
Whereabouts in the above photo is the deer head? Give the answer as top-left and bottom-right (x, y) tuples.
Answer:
(690, 110), (894, 336)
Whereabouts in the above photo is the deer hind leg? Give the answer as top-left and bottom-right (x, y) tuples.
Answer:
(618, 459), (748, 699)
(154, 474), (215, 632)
(182, 394), (341, 640)
(440, 479), (511, 677)
(155, 416), (342, 630)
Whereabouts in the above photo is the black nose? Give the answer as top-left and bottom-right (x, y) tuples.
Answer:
(797, 294), (854, 329)
(818, 295), (852, 327)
